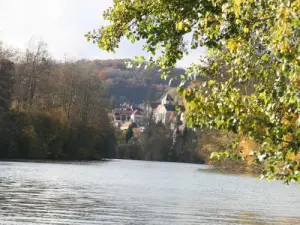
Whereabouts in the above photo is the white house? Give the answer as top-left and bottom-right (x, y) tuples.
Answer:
(130, 110), (144, 125)
(153, 94), (184, 126)
(154, 104), (177, 124)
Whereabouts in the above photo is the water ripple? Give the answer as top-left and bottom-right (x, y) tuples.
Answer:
(0, 160), (299, 225)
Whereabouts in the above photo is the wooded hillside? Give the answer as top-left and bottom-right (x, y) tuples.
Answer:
(89, 59), (185, 105)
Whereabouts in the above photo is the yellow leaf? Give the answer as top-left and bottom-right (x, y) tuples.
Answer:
(176, 22), (184, 31)
(227, 39), (238, 51)
(243, 26), (249, 33)
(239, 136), (259, 157)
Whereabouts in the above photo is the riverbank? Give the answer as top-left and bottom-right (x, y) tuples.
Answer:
(115, 125), (263, 175)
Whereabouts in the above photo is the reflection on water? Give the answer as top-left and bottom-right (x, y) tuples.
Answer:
(0, 160), (299, 225)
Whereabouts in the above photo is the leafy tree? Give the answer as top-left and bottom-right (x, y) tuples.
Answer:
(0, 59), (13, 113)
(126, 124), (134, 143)
(0, 59), (14, 156)
(86, 0), (299, 183)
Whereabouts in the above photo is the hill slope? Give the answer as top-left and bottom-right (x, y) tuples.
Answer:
(84, 59), (185, 105)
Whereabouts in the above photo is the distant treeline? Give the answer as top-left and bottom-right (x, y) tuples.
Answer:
(0, 40), (116, 160)
(115, 120), (262, 173)
(115, 120), (204, 164)
(93, 59), (185, 105)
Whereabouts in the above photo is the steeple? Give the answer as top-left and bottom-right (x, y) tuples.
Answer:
(161, 94), (174, 105)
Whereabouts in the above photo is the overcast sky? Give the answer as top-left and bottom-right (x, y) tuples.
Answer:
(0, 0), (204, 67)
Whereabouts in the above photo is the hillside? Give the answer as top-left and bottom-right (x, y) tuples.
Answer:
(85, 59), (185, 105)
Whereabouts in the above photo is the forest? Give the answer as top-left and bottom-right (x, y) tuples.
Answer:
(0, 40), (116, 160)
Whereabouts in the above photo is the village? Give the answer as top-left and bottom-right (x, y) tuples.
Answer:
(112, 94), (186, 133)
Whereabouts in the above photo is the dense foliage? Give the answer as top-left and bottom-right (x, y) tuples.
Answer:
(117, 121), (204, 163)
(87, 0), (299, 183)
(0, 41), (116, 160)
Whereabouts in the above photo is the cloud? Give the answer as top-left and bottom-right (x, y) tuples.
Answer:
(0, 0), (204, 68)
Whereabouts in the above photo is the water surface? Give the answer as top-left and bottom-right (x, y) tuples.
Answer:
(0, 160), (299, 224)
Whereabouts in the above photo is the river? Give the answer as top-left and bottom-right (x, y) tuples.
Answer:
(0, 160), (299, 225)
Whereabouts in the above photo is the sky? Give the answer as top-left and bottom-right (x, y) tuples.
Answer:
(0, 0), (204, 68)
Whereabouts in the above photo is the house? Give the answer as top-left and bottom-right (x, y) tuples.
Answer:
(153, 94), (185, 126)
(113, 108), (133, 123)
(112, 103), (134, 123)
(130, 110), (144, 125)
(112, 103), (145, 128)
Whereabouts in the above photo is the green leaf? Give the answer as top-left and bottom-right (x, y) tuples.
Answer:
(208, 80), (216, 86)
